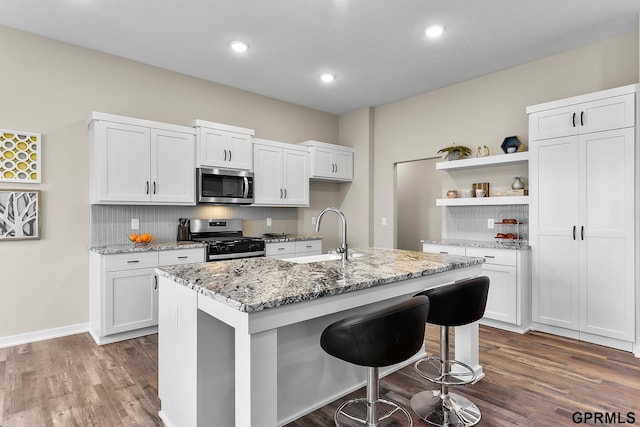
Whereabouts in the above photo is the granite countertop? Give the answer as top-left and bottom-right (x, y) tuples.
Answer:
(262, 235), (322, 243)
(89, 241), (206, 255)
(156, 247), (483, 313)
(422, 239), (531, 250)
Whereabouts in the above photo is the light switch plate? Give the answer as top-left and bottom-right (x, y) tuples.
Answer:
(266, 218), (272, 227)
(488, 218), (494, 229)
(131, 218), (140, 230)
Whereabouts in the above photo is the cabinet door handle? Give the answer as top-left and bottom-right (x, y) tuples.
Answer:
(228, 150), (232, 162)
(127, 260), (140, 264)
(306, 245), (313, 248)
(572, 112), (576, 127)
(439, 251), (449, 254)
(284, 189), (287, 198)
(153, 181), (157, 194)
(581, 225), (584, 240)
(484, 255), (495, 259)
(177, 256), (188, 259)
(580, 111), (584, 126)
(223, 149), (227, 161)
(146, 181), (149, 194)
(277, 247), (285, 251)
(573, 225), (576, 240)
(154, 276), (158, 290)
(280, 188), (283, 199)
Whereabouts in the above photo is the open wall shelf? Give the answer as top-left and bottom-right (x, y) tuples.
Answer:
(436, 196), (529, 206)
(436, 151), (529, 170)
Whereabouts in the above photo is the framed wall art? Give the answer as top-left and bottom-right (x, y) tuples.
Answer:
(0, 189), (40, 240)
(0, 129), (41, 183)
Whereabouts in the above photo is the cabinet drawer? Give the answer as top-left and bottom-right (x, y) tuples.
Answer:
(295, 240), (322, 254)
(422, 243), (466, 256)
(466, 247), (516, 266)
(266, 242), (296, 257)
(104, 252), (158, 272)
(159, 248), (205, 266)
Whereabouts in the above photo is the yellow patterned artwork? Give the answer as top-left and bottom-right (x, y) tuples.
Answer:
(0, 128), (41, 183)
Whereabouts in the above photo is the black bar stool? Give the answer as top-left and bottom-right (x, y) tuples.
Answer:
(410, 276), (490, 427)
(321, 296), (430, 427)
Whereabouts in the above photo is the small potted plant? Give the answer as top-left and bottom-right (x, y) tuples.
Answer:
(437, 144), (472, 161)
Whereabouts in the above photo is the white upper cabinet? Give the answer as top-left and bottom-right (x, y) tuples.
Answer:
(253, 138), (309, 206)
(299, 140), (353, 182)
(89, 112), (196, 205)
(527, 87), (635, 140)
(192, 120), (254, 170)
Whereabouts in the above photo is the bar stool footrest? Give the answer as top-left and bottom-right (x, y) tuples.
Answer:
(335, 397), (413, 426)
(415, 357), (477, 386)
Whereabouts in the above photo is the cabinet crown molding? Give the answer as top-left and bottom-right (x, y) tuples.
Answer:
(88, 111), (196, 134)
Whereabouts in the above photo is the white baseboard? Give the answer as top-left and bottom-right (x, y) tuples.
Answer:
(0, 323), (89, 349)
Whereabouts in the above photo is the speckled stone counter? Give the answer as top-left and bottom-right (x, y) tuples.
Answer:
(422, 239), (531, 250)
(89, 241), (206, 255)
(262, 235), (322, 243)
(156, 247), (483, 313)
(157, 246), (485, 427)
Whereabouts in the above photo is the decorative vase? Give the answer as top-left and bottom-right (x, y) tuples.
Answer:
(511, 177), (525, 190)
(446, 190), (458, 198)
(448, 150), (460, 161)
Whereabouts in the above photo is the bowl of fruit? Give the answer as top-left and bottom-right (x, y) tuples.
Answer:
(129, 233), (153, 246)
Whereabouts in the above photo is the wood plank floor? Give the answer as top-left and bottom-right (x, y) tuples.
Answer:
(0, 326), (638, 426)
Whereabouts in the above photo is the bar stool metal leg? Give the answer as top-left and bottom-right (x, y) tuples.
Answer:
(335, 367), (413, 427)
(410, 326), (481, 427)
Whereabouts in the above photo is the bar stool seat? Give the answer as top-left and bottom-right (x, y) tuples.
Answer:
(321, 296), (430, 427)
(410, 276), (490, 427)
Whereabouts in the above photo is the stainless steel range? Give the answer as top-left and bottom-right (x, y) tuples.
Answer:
(188, 218), (265, 261)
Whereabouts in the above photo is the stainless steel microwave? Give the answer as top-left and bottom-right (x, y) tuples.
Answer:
(197, 168), (254, 204)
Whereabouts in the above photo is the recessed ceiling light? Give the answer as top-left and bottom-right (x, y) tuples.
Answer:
(425, 24), (444, 38)
(230, 41), (249, 53)
(320, 73), (335, 83)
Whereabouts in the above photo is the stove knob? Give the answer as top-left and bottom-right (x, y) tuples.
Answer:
(210, 246), (219, 255)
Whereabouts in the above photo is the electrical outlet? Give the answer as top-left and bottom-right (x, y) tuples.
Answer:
(131, 218), (139, 230)
(488, 218), (494, 229)
(266, 218), (272, 227)
(381, 217), (388, 226)
(311, 216), (317, 225)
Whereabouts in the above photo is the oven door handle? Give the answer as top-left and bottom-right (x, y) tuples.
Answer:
(243, 177), (249, 199)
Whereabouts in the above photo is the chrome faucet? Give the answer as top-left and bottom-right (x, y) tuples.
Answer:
(316, 207), (348, 262)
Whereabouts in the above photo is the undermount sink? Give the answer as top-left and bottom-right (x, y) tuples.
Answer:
(282, 252), (364, 264)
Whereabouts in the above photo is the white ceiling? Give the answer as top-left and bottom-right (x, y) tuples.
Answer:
(2, 0), (639, 115)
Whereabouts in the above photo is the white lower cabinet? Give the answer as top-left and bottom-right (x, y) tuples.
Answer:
(90, 247), (205, 344)
(266, 240), (322, 259)
(421, 243), (466, 256)
(104, 266), (158, 336)
(422, 243), (531, 333)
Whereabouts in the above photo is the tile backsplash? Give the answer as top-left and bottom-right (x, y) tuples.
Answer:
(90, 205), (299, 246)
(444, 204), (528, 243)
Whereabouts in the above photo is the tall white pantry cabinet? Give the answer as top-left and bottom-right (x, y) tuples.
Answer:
(527, 84), (637, 352)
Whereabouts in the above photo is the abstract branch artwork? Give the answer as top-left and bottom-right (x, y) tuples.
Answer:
(0, 189), (40, 240)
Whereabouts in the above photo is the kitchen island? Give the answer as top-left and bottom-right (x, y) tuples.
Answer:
(155, 247), (484, 427)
